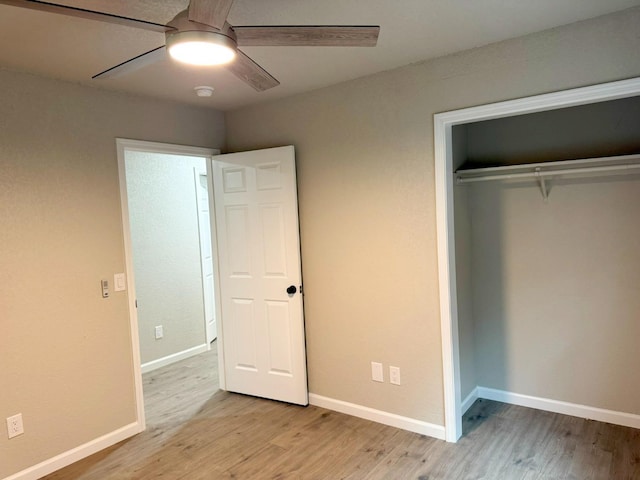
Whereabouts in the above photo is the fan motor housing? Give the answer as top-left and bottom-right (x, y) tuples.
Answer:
(166, 10), (237, 38)
(166, 9), (238, 46)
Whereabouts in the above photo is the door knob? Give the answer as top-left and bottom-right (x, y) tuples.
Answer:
(286, 285), (297, 295)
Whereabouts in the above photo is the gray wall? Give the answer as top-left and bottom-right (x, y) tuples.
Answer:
(224, 7), (640, 425)
(0, 67), (225, 479)
(466, 176), (640, 413)
(462, 95), (640, 168)
(125, 152), (207, 365)
(453, 124), (477, 401)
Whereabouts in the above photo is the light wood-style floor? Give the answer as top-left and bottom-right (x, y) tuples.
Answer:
(44, 345), (640, 479)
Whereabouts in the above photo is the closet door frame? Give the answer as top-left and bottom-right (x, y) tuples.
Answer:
(434, 76), (640, 443)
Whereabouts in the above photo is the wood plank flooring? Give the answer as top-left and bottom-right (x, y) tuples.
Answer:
(43, 345), (640, 479)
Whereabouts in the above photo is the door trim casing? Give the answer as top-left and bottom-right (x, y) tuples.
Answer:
(116, 138), (221, 429)
(434, 76), (640, 442)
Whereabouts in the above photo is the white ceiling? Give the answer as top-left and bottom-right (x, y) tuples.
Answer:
(1, 0), (639, 111)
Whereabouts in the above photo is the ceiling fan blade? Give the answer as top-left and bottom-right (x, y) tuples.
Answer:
(0, 0), (174, 33)
(234, 25), (380, 47)
(224, 50), (279, 92)
(188, 0), (234, 30)
(92, 46), (166, 80)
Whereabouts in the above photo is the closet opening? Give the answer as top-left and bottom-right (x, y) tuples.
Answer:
(434, 77), (640, 442)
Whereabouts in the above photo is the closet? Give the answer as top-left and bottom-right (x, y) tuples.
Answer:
(452, 95), (640, 422)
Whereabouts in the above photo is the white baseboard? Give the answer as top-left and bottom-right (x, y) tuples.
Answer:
(4, 422), (143, 480)
(461, 387), (479, 415)
(309, 393), (445, 440)
(477, 386), (640, 430)
(141, 343), (209, 374)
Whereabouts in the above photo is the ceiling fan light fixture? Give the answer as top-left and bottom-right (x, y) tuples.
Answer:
(167, 31), (237, 66)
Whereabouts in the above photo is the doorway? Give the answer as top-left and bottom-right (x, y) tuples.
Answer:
(117, 139), (222, 427)
(123, 148), (217, 372)
(434, 76), (640, 442)
(117, 140), (309, 429)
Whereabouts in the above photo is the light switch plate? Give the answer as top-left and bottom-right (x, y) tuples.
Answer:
(114, 273), (126, 292)
(371, 362), (384, 382)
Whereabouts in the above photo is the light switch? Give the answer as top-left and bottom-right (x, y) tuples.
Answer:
(114, 273), (126, 292)
(371, 362), (384, 382)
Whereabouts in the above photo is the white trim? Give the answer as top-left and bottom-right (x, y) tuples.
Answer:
(461, 387), (479, 415)
(477, 387), (640, 430)
(435, 116), (462, 442)
(4, 422), (142, 480)
(309, 393), (445, 440)
(140, 343), (209, 374)
(434, 77), (640, 443)
(116, 140), (146, 433)
(116, 138), (219, 158)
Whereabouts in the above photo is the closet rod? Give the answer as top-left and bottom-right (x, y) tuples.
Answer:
(457, 162), (640, 184)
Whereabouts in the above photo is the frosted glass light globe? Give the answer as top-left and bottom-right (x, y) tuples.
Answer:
(167, 31), (236, 66)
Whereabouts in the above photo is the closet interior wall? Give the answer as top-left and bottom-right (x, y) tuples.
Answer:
(453, 96), (640, 417)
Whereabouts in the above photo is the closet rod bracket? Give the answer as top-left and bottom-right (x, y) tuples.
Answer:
(535, 168), (549, 201)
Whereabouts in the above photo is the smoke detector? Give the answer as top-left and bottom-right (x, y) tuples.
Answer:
(194, 86), (214, 97)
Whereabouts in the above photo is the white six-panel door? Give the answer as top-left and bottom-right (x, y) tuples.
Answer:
(212, 146), (308, 405)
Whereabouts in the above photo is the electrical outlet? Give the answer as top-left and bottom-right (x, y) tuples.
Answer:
(371, 362), (384, 382)
(7, 414), (24, 439)
(155, 325), (163, 340)
(390, 366), (401, 385)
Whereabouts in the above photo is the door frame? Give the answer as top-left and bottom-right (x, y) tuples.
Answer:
(434, 76), (640, 442)
(116, 138), (224, 428)
(194, 166), (217, 345)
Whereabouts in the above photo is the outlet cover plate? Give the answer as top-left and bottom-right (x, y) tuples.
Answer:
(390, 366), (401, 385)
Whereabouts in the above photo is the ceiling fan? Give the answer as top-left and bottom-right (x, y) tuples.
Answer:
(1, 0), (380, 91)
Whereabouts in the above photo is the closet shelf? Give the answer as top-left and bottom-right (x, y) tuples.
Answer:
(455, 153), (640, 200)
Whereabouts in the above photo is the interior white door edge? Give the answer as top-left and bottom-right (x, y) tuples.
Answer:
(212, 145), (308, 406)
